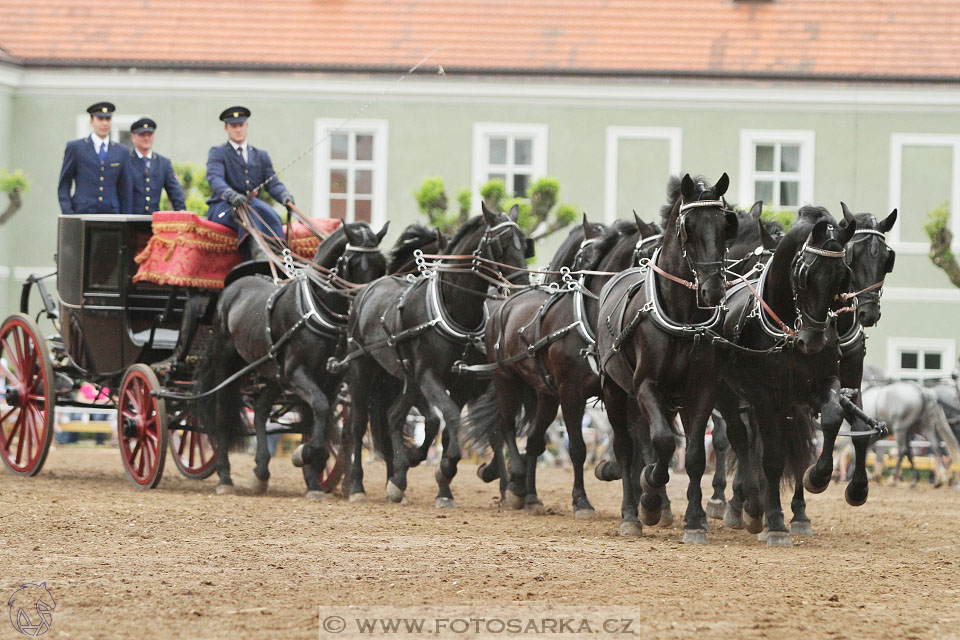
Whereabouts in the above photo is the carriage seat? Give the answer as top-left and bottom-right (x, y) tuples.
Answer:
(130, 327), (181, 350)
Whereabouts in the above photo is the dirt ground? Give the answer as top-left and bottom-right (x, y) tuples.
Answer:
(2, 447), (959, 640)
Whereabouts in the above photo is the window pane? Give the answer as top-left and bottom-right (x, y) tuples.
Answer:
(488, 173), (506, 185)
(755, 180), (773, 204)
(513, 173), (530, 198)
(780, 181), (799, 207)
(330, 168), (347, 194)
(514, 138), (532, 165)
(755, 145), (775, 172)
(355, 169), (372, 195)
(354, 198), (372, 223)
(901, 351), (918, 370)
(780, 144), (800, 173)
(489, 137), (507, 165)
(924, 352), (942, 371)
(356, 134), (374, 161)
(329, 198), (346, 220)
(331, 134), (348, 160)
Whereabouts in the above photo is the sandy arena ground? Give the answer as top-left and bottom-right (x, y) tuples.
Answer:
(2, 447), (959, 640)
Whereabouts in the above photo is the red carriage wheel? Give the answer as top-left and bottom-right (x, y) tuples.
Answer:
(168, 408), (218, 480)
(117, 364), (168, 489)
(318, 396), (348, 491)
(0, 314), (55, 477)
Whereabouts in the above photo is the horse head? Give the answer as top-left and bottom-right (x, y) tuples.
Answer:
(317, 221), (389, 284)
(666, 173), (737, 307)
(547, 214), (606, 280)
(840, 202), (897, 327)
(790, 210), (856, 354)
(478, 201), (533, 285)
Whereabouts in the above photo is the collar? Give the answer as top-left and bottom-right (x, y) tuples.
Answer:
(90, 133), (109, 147)
(134, 148), (153, 160)
(229, 140), (248, 154)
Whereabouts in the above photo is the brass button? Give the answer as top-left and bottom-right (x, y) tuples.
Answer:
(245, 180), (250, 184)
(99, 176), (104, 181)
(99, 186), (103, 191)
(244, 170), (248, 174)
(146, 187), (151, 192)
(146, 177), (150, 183)
(146, 196), (151, 202)
(98, 197), (103, 201)
(100, 167), (104, 171)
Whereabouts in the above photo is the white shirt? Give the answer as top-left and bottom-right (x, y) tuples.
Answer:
(134, 148), (153, 160)
(90, 133), (110, 155)
(229, 140), (248, 163)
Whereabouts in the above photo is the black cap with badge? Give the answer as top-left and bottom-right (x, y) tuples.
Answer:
(130, 118), (156, 134)
(86, 101), (116, 117)
(219, 106), (251, 124)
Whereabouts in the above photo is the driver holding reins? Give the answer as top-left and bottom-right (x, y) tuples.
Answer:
(205, 106), (295, 260)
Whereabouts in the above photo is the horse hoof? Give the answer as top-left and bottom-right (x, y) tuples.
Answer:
(682, 529), (707, 545)
(639, 504), (661, 526)
(803, 465), (829, 494)
(723, 503), (744, 529)
(706, 498), (726, 520)
(658, 508), (674, 528)
(305, 490), (328, 501)
(757, 528), (768, 542)
(476, 462), (488, 480)
(435, 497), (456, 509)
(791, 520), (813, 536)
(765, 531), (792, 547)
(525, 501), (547, 516)
(504, 491), (525, 510)
(574, 508), (596, 520)
(386, 480), (405, 504)
(215, 483), (235, 495)
(640, 465), (665, 495)
(291, 445), (305, 468)
(744, 512), (764, 535)
(348, 492), (367, 503)
(619, 520), (643, 537)
(249, 476), (269, 495)
(845, 484), (868, 507)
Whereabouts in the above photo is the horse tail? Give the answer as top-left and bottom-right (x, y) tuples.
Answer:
(366, 370), (400, 460)
(192, 309), (248, 451)
(782, 407), (817, 488)
(460, 385), (501, 453)
(925, 390), (960, 469)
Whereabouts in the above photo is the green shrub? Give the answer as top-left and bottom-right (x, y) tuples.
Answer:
(0, 168), (28, 194)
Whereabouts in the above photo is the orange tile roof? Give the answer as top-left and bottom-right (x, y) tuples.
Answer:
(0, 0), (958, 81)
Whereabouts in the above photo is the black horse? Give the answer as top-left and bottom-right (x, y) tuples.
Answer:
(715, 205), (856, 545)
(341, 204), (531, 507)
(194, 221), (388, 498)
(596, 173), (737, 538)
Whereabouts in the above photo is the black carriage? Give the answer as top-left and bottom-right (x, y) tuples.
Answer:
(1, 213), (343, 489)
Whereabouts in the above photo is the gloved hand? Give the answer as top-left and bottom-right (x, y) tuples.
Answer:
(282, 194), (295, 208)
(228, 192), (247, 207)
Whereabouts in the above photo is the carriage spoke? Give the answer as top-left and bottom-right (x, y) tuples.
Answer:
(1, 405), (17, 424)
(196, 433), (206, 463)
(12, 330), (26, 377)
(13, 409), (26, 464)
(0, 354), (21, 388)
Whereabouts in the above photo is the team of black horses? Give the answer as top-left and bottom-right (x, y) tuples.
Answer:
(193, 172), (898, 546)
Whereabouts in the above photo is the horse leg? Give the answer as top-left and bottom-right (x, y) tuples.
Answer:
(418, 371), (464, 508)
(717, 393), (762, 532)
(907, 443), (919, 487)
(410, 394), (441, 467)
(789, 483), (812, 535)
(250, 385), (280, 495)
(679, 387), (716, 544)
(707, 412), (729, 519)
(383, 388), (417, 503)
(803, 385), (844, 493)
(603, 382), (641, 536)
(344, 392), (369, 501)
(520, 394), (559, 516)
(492, 372), (527, 508)
(635, 379), (676, 524)
(843, 391), (872, 506)
(559, 388), (595, 519)
(287, 368), (331, 500)
(757, 406), (792, 546)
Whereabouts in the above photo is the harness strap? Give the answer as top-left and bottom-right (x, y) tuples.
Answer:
(725, 268), (796, 337)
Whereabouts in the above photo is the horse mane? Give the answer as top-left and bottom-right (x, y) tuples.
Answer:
(547, 223), (590, 272)
(659, 174), (713, 227)
(446, 214), (487, 254)
(313, 224), (349, 269)
(389, 224), (442, 273)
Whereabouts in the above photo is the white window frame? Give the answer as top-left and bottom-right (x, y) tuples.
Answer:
(603, 126), (682, 224)
(471, 123), (547, 211)
(888, 133), (960, 255)
(75, 113), (139, 144)
(886, 337), (956, 381)
(738, 129), (815, 210)
(312, 119), (388, 229)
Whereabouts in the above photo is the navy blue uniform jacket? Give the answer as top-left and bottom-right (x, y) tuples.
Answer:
(127, 150), (186, 214)
(57, 137), (133, 215)
(205, 143), (291, 208)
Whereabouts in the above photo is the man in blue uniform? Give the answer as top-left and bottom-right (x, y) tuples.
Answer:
(127, 118), (186, 214)
(205, 106), (294, 259)
(57, 101), (133, 215)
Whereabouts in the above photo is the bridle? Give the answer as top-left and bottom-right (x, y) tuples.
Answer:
(474, 219), (531, 285)
(633, 233), (662, 266)
(838, 228), (894, 306)
(789, 230), (848, 334)
(674, 196), (736, 309)
(332, 241), (383, 281)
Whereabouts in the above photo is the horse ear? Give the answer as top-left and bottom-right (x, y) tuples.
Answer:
(680, 174), (696, 200)
(837, 214), (857, 245)
(581, 212), (590, 233)
(810, 219), (831, 244)
(507, 204), (520, 223)
(375, 220), (390, 244)
(749, 200), (763, 220)
(343, 223), (362, 245)
(481, 200), (498, 226)
(759, 218), (778, 251)
(879, 208), (898, 233)
(840, 202), (856, 226)
(714, 173), (730, 197)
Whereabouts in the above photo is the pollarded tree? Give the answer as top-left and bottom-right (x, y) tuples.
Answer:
(0, 168), (28, 224)
(925, 204), (960, 288)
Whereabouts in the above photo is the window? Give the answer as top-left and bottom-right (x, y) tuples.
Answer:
(887, 338), (956, 381)
(75, 113), (138, 146)
(313, 120), (388, 227)
(472, 123), (547, 206)
(739, 130), (814, 210)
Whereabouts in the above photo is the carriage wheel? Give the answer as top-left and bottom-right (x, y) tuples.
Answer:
(168, 406), (218, 480)
(0, 314), (55, 477)
(117, 364), (168, 489)
(317, 397), (348, 491)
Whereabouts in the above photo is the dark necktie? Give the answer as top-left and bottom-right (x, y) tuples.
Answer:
(98, 142), (107, 162)
(236, 146), (245, 164)
(142, 156), (150, 171)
